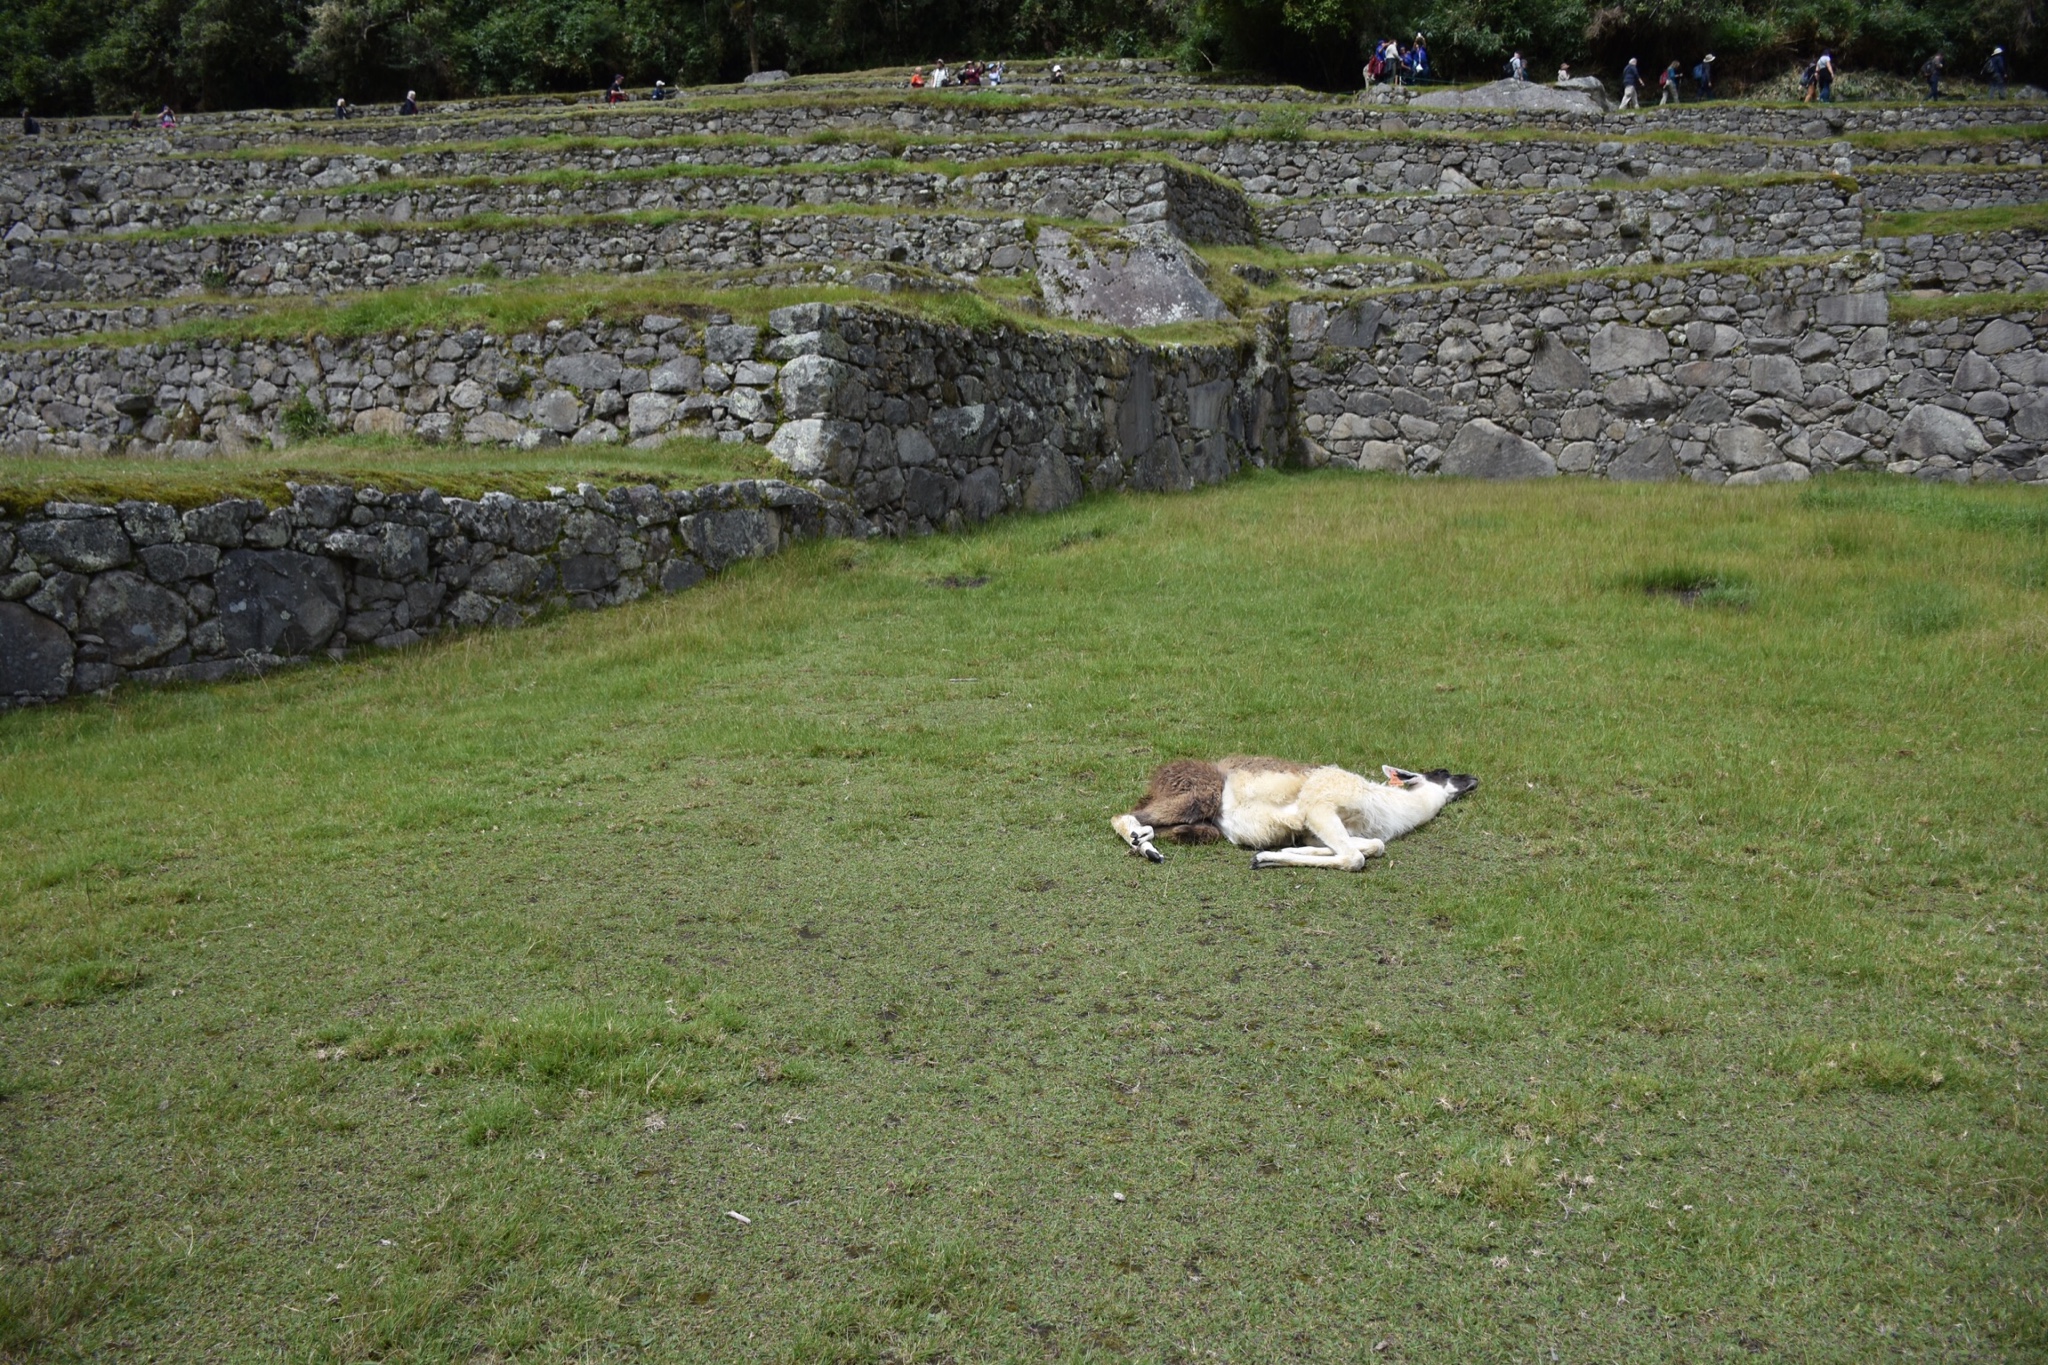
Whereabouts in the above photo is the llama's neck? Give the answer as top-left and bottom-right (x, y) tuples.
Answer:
(1348, 781), (1449, 841)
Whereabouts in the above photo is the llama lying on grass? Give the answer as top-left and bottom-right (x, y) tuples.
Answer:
(1111, 757), (1478, 871)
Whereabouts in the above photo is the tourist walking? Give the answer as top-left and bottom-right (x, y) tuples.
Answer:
(333, 96), (353, 119)
(1694, 53), (1715, 97)
(399, 90), (419, 115)
(1799, 59), (1818, 101)
(1986, 46), (2009, 98)
(1507, 51), (1528, 82)
(1660, 59), (1682, 103)
(1921, 51), (1943, 99)
(1619, 56), (1642, 108)
(1815, 50), (1835, 102)
(606, 75), (625, 103)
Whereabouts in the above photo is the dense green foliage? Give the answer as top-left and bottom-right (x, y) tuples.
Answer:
(0, 0), (2038, 114)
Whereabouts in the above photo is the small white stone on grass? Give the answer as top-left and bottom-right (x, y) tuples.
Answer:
(725, 1211), (751, 1225)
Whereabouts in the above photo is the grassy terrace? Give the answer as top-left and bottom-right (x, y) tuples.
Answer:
(1, 473), (2044, 1360)
(0, 435), (779, 516)
(123, 116), (2044, 168)
(1868, 202), (2048, 239)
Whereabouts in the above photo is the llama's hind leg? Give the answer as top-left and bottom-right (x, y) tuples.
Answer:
(1112, 812), (1165, 862)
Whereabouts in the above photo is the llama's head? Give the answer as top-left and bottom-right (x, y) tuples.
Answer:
(1382, 766), (1480, 800)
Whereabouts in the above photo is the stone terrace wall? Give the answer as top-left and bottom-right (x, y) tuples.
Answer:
(1880, 227), (2048, 291)
(59, 94), (2041, 150)
(9, 132), (2044, 238)
(4, 162), (1254, 245)
(0, 478), (837, 706)
(1, 212), (1037, 303)
(0, 302), (1288, 708)
(1288, 263), (2048, 486)
(1263, 180), (1864, 276)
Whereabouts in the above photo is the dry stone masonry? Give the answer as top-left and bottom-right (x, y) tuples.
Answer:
(2, 77), (2045, 708)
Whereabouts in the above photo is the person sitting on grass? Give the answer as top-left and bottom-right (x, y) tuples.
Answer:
(909, 66), (925, 89)
(607, 75), (626, 104)
(932, 60), (950, 88)
(333, 96), (353, 119)
(1048, 63), (1066, 84)
(1557, 61), (1570, 83)
(159, 104), (176, 130)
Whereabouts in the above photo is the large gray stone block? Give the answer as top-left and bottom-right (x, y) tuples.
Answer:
(17, 517), (131, 572)
(215, 549), (346, 656)
(1440, 419), (1557, 480)
(1895, 404), (1989, 461)
(778, 354), (851, 418)
(1035, 225), (1230, 329)
(767, 418), (862, 479)
(543, 352), (624, 391)
(1816, 293), (1888, 326)
(81, 570), (187, 666)
(679, 509), (779, 571)
(1590, 323), (1670, 373)
(0, 601), (73, 700)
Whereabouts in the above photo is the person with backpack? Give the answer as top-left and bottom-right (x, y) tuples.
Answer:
(1660, 59), (1682, 104)
(1921, 51), (1943, 99)
(1508, 51), (1528, 81)
(1620, 56), (1642, 108)
(1694, 53), (1715, 97)
(1799, 59), (1818, 102)
(1815, 50), (1835, 102)
(1986, 47), (2009, 99)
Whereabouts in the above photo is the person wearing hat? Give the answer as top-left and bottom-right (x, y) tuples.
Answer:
(1694, 53), (1715, 98)
(650, 79), (671, 100)
(1986, 47), (2009, 99)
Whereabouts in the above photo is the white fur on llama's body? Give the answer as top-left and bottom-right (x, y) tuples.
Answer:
(1112, 760), (1478, 872)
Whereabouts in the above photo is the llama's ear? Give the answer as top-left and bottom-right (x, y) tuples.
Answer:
(1382, 765), (1405, 786)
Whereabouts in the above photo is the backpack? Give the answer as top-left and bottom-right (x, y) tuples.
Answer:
(1692, 63), (1705, 82)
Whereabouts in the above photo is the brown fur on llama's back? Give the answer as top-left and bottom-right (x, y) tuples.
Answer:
(1127, 756), (1311, 846)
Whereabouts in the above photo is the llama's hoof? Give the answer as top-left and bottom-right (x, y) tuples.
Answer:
(1141, 845), (1165, 864)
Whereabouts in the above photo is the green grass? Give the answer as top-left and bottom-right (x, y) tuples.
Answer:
(1892, 288), (2048, 322)
(2, 472), (2044, 1360)
(1867, 202), (2048, 239)
(0, 434), (773, 514)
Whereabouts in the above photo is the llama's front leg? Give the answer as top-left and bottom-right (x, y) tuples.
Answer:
(1251, 810), (1384, 872)
(1112, 813), (1165, 863)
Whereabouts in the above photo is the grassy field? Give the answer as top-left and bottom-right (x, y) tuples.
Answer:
(2, 473), (2044, 1362)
